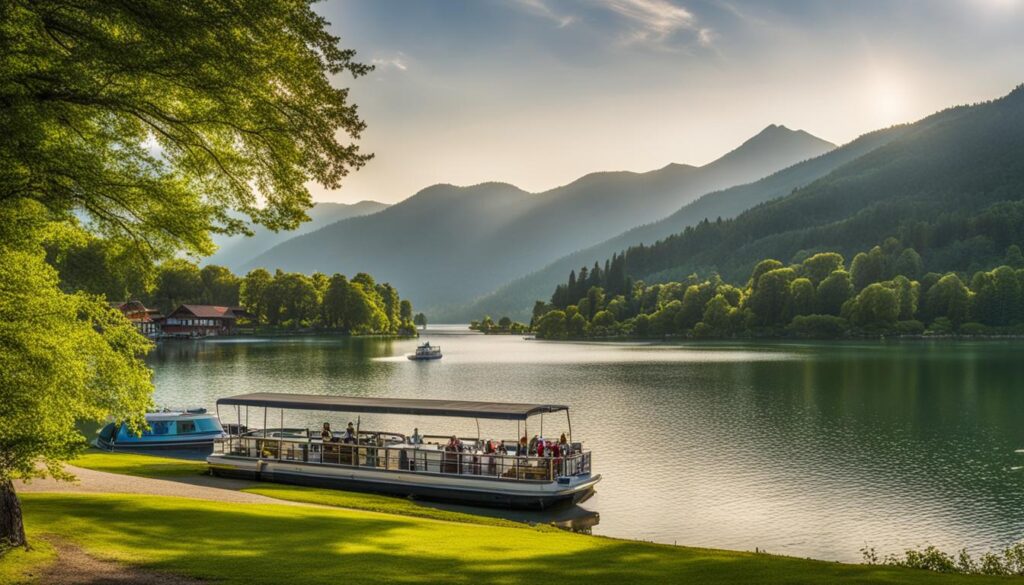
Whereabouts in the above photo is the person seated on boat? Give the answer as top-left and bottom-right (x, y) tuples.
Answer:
(517, 435), (528, 456)
(536, 435), (546, 457)
(559, 433), (570, 455)
(320, 422), (336, 442)
(342, 422), (356, 444)
(446, 435), (462, 452)
(528, 434), (538, 455)
(409, 427), (423, 445)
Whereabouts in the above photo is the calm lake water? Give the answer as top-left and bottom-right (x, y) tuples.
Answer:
(147, 327), (1024, 562)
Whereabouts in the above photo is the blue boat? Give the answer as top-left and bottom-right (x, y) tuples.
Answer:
(94, 409), (226, 450)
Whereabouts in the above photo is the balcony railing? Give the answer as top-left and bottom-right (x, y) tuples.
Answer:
(212, 432), (591, 483)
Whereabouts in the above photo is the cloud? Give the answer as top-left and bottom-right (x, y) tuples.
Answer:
(604, 0), (709, 47)
(513, 0), (576, 28)
(372, 53), (409, 71)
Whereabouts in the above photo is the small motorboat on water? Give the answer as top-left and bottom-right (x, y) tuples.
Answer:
(408, 342), (442, 360)
(94, 408), (226, 450)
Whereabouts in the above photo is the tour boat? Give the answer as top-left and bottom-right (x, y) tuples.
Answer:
(207, 392), (600, 509)
(408, 342), (442, 360)
(94, 409), (227, 450)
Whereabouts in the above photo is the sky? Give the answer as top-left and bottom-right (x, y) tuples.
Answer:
(311, 0), (1024, 204)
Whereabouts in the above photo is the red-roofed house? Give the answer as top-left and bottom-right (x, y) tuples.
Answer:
(112, 300), (163, 338)
(160, 304), (253, 338)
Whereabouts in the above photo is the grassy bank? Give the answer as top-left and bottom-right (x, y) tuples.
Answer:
(72, 450), (208, 478)
(18, 492), (1020, 585)
(46, 450), (1023, 584)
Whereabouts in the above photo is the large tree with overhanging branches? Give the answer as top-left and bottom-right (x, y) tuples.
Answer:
(0, 0), (371, 547)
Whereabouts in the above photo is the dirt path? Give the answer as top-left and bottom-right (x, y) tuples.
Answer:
(38, 537), (207, 585)
(16, 465), (303, 506)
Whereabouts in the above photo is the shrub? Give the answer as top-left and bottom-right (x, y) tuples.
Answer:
(788, 314), (848, 339)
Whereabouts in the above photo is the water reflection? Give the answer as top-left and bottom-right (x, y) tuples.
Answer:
(148, 331), (1024, 561)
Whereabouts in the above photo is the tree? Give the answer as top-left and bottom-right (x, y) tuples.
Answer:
(970, 266), (1021, 326)
(1, 0), (371, 546)
(850, 247), (888, 290)
(816, 270), (854, 316)
(924, 274), (972, 326)
(414, 313), (427, 330)
(790, 278), (816, 317)
(240, 268), (273, 324)
(802, 253), (845, 285)
(747, 268), (796, 326)
(152, 259), (204, 313)
(535, 310), (567, 340)
(847, 283), (900, 328)
(498, 316), (513, 330)
(700, 294), (736, 337)
(1, 201), (153, 547)
(749, 259), (784, 290)
(893, 248), (924, 280)
(200, 265), (240, 306)
(323, 274), (351, 329)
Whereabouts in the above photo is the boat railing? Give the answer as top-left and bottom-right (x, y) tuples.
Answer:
(212, 434), (591, 483)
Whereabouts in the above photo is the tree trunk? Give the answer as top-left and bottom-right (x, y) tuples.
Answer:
(0, 478), (27, 548)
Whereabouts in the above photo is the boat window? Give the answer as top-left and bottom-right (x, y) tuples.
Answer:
(144, 421), (172, 436)
(177, 420), (197, 434)
(194, 418), (220, 432)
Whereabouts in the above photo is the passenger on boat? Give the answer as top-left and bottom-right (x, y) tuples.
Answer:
(518, 435), (528, 456)
(528, 434), (539, 455)
(559, 433), (570, 456)
(446, 435), (462, 452)
(409, 427), (423, 445)
(536, 436), (546, 457)
(321, 423), (334, 442)
(342, 422), (356, 444)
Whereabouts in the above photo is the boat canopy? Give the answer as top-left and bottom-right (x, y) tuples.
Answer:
(216, 392), (569, 421)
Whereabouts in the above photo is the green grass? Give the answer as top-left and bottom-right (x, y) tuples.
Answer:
(0, 540), (56, 585)
(241, 483), (533, 529)
(19, 493), (1022, 585)
(71, 449), (208, 477)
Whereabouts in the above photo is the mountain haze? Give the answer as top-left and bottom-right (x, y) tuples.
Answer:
(205, 200), (388, 271)
(245, 126), (835, 311)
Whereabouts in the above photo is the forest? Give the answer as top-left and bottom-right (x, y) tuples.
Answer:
(532, 240), (1024, 340)
(44, 227), (416, 335)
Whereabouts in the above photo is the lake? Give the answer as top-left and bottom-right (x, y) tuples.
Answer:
(147, 327), (1024, 562)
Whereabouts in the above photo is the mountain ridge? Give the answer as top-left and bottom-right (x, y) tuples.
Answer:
(244, 125), (836, 311)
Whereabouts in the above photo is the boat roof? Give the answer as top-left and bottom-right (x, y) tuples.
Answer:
(216, 392), (569, 421)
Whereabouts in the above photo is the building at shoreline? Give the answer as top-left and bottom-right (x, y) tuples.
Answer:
(160, 304), (254, 338)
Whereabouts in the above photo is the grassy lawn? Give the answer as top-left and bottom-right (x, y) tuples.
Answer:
(17, 493), (1023, 585)
(71, 450), (208, 478)
(241, 483), (534, 529)
(0, 541), (56, 585)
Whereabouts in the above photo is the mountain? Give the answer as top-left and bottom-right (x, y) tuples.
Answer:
(204, 200), (388, 271)
(596, 85), (1024, 291)
(448, 126), (906, 321)
(244, 126), (835, 311)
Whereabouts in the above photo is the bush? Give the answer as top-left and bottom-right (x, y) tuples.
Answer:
(959, 322), (990, 336)
(894, 320), (925, 335)
(787, 314), (848, 339)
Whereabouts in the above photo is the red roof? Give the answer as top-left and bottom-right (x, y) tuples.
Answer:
(173, 305), (237, 319)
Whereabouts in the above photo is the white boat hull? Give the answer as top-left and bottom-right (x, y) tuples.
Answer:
(207, 454), (600, 509)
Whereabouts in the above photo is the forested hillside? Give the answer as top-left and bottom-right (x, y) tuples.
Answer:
(531, 243), (1024, 340)
(530, 85), (1024, 339)
(616, 85), (1024, 286)
(451, 125), (904, 322)
(245, 126), (834, 313)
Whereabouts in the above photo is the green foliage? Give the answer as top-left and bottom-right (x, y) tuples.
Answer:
(851, 247), (889, 291)
(846, 283), (900, 328)
(0, 201), (153, 485)
(535, 310), (567, 340)
(802, 253), (845, 285)
(863, 542), (1024, 577)
(537, 237), (1024, 339)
